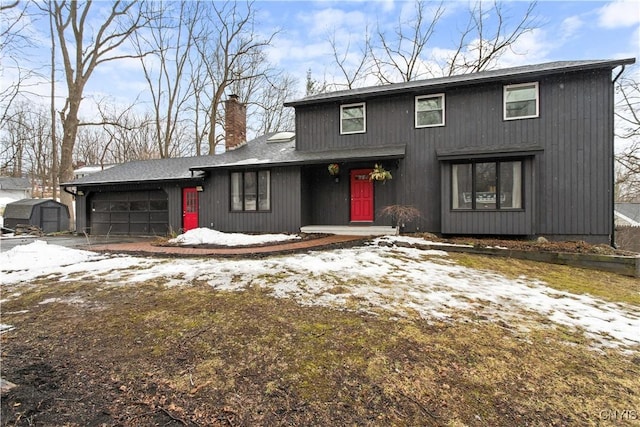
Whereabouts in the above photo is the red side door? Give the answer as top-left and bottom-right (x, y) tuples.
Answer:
(350, 169), (374, 222)
(182, 187), (199, 231)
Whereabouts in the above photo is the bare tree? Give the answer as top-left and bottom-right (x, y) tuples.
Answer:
(328, 27), (372, 90)
(250, 73), (297, 135)
(352, 0), (539, 84)
(193, 1), (277, 155)
(50, 0), (156, 213)
(133, 1), (202, 158)
(0, 0), (39, 127)
(442, 0), (540, 76)
(305, 69), (328, 96)
(0, 102), (55, 196)
(615, 73), (640, 202)
(370, 0), (445, 83)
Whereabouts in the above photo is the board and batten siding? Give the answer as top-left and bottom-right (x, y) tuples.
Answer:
(294, 68), (615, 241)
(300, 164), (399, 226)
(199, 166), (302, 233)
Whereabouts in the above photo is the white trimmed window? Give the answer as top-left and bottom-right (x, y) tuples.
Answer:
(415, 94), (445, 127)
(340, 103), (366, 134)
(504, 82), (539, 120)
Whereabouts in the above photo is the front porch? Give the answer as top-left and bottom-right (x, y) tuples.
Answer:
(300, 225), (396, 236)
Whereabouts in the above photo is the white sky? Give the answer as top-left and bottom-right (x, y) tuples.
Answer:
(1, 232), (639, 351)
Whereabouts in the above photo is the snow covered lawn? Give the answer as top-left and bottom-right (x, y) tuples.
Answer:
(1, 235), (638, 351)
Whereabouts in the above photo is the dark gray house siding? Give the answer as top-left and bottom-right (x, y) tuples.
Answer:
(288, 63), (630, 243)
(62, 59), (634, 243)
(199, 166), (302, 233)
(300, 162), (399, 226)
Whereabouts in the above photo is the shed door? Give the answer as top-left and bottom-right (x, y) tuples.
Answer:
(40, 206), (60, 233)
(182, 187), (199, 231)
(90, 190), (169, 235)
(350, 169), (374, 222)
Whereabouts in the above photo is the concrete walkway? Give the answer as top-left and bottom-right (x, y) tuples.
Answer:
(84, 234), (368, 257)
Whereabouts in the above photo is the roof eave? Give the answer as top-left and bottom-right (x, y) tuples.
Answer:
(61, 175), (206, 188)
(285, 58), (636, 107)
(191, 145), (406, 171)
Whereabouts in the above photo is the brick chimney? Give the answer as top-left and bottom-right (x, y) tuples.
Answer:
(224, 94), (247, 151)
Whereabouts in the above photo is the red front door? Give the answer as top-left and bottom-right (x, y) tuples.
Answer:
(350, 169), (374, 222)
(182, 187), (199, 231)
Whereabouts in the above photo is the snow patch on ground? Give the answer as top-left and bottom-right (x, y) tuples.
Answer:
(168, 227), (300, 246)
(1, 237), (638, 350)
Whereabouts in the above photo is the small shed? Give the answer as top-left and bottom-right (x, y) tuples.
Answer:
(3, 199), (70, 233)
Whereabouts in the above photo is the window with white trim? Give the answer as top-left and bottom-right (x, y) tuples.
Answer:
(452, 160), (523, 210)
(504, 82), (538, 120)
(230, 170), (271, 211)
(340, 103), (366, 134)
(415, 94), (445, 127)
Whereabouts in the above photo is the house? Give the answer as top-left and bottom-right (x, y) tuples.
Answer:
(615, 203), (640, 227)
(63, 58), (635, 244)
(0, 177), (32, 206)
(73, 164), (115, 180)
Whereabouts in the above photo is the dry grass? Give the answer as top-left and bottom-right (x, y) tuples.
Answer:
(1, 267), (639, 426)
(450, 252), (640, 306)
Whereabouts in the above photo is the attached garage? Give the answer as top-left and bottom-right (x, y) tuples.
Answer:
(89, 190), (169, 235)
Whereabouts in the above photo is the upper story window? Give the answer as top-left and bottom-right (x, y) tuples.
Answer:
(340, 102), (366, 134)
(230, 170), (271, 212)
(504, 82), (538, 120)
(415, 94), (445, 127)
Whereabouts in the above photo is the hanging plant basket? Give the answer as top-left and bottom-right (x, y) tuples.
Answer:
(328, 163), (340, 176)
(369, 163), (392, 182)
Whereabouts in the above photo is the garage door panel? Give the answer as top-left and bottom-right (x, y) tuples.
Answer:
(110, 223), (130, 234)
(130, 223), (150, 234)
(150, 200), (168, 210)
(110, 212), (130, 222)
(150, 212), (168, 222)
(90, 190), (168, 236)
(130, 212), (150, 222)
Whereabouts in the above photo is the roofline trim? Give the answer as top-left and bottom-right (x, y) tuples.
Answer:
(190, 145), (406, 171)
(61, 176), (206, 188)
(285, 58), (636, 107)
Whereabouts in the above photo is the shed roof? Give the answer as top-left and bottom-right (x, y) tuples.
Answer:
(285, 58), (636, 107)
(0, 177), (31, 191)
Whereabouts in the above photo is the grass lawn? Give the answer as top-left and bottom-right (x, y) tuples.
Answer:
(1, 252), (639, 426)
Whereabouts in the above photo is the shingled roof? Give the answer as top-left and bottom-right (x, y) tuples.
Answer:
(285, 58), (636, 107)
(63, 59), (634, 188)
(63, 133), (405, 187)
(0, 177), (31, 191)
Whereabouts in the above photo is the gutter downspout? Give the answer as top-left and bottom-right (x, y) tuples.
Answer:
(610, 65), (626, 248)
(63, 186), (78, 197)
